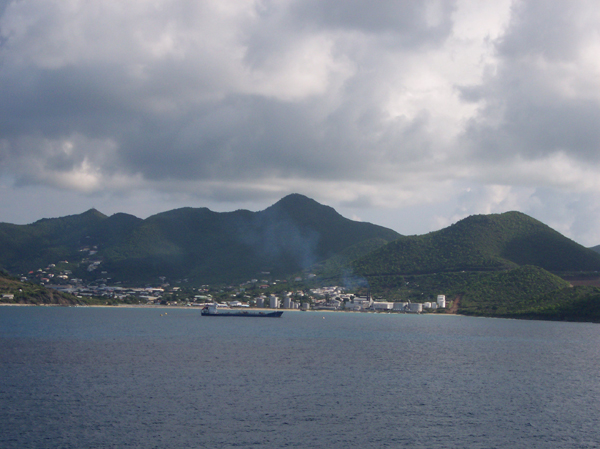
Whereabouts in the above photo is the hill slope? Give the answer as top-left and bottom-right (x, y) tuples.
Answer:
(344, 212), (600, 321)
(0, 194), (401, 285)
(0, 209), (111, 274)
(458, 265), (571, 316)
(506, 286), (600, 322)
(354, 211), (600, 276)
(0, 271), (82, 305)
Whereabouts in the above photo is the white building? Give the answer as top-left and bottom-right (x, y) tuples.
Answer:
(269, 295), (279, 309)
(437, 295), (446, 308)
(372, 301), (394, 311)
(329, 299), (342, 309)
(407, 303), (423, 313)
(283, 296), (292, 309)
(393, 302), (408, 311)
(345, 301), (362, 311)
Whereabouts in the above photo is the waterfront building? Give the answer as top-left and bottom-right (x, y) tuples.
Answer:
(372, 301), (394, 311)
(407, 303), (423, 313)
(437, 295), (446, 308)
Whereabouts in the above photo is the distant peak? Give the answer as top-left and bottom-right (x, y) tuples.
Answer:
(279, 193), (312, 201)
(273, 193), (321, 208)
(82, 208), (107, 219)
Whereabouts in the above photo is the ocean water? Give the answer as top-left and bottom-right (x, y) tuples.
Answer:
(1, 307), (599, 448)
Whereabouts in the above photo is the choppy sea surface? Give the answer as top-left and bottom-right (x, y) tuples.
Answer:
(1, 306), (599, 448)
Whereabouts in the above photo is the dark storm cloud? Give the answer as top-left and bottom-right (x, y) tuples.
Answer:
(242, 0), (456, 70)
(116, 91), (429, 183)
(0, 66), (136, 140)
(460, 0), (600, 165)
(498, 1), (588, 61)
(0, 0), (456, 190)
(116, 96), (328, 181)
(291, 0), (455, 42)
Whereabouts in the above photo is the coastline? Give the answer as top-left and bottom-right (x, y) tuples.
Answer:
(0, 302), (460, 316)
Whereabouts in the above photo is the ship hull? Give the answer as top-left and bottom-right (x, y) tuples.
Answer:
(201, 309), (283, 318)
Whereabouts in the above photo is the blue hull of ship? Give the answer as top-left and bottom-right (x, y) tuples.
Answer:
(201, 310), (284, 317)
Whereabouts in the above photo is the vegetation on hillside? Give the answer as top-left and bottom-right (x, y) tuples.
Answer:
(505, 286), (600, 322)
(0, 270), (82, 305)
(0, 271), (145, 306)
(0, 194), (401, 286)
(353, 212), (600, 277)
(457, 266), (570, 316)
(309, 238), (392, 279)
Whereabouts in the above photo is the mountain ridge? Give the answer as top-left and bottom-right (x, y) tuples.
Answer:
(0, 194), (401, 284)
(3, 197), (600, 321)
(352, 211), (600, 277)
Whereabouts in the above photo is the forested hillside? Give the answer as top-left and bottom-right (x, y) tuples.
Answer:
(334, 212), (600, 320)
(0, 194), (400, 285)
(353, 212), (600, 276)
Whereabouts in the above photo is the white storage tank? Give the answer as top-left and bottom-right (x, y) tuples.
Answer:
(372, 301), (394, 311)
(393, 302), (406, 311)
(424, 302), (432, 309)
(407, 303), (423, 313)
(283, 297), (292, 309)
(269, 295), (279, 309)
(437, 295), (446, 308)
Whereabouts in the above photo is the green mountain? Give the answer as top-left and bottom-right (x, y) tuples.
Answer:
(4, 201), (600, 321)
(353, 211), (600, 276)
(0, 208), (111, 274)
(0, 194), (400, 285)
(342, 211), (600, 320)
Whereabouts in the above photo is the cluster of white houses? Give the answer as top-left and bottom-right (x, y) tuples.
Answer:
(369, 295), (446, 313)
(255, 295), (305, 310)
(254, 293), (447, 313)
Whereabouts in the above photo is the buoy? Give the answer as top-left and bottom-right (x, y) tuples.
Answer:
(322, 317), (325, 319)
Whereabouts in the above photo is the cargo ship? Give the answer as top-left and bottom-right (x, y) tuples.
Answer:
(201, 303), (283, 317)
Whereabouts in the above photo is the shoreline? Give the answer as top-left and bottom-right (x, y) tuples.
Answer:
(0, 302), (459, 316)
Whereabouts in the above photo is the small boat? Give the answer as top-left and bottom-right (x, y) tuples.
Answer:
(201, 303), (283, 317)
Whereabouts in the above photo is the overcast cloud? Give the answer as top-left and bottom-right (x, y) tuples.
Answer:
(1, 0), (600, 245)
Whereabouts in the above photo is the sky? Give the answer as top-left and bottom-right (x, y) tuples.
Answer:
(1, 0), (600, 246)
